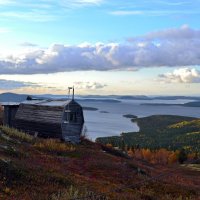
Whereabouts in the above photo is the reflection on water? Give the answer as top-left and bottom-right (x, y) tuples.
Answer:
(80, 99), (200, 141)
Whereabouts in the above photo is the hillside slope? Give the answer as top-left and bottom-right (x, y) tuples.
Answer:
(0, 126), (200, 200)
(97, 115), (200, 152)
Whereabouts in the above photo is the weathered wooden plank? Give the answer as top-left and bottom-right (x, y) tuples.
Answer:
(14, 119), (62, 138)
(9, 99), (85, 140)
(15, 106), (63, 123)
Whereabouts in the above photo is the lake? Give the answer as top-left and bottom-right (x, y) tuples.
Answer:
(80, 99), (200, 140)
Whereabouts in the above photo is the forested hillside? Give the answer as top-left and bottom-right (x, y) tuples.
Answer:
(96, 115), (200, 153)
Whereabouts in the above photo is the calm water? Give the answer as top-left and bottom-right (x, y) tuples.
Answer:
(80, 99), (200, 140)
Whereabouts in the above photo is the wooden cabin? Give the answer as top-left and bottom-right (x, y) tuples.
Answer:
(1, 102), (19, 127)
(2, 99), (84, 143)
(0, 104), (4, 125)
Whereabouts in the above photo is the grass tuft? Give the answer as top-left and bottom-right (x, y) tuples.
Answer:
(50, 186), (105, 200)
(0, 126), (34, 143)
(34, 139), (76, 154)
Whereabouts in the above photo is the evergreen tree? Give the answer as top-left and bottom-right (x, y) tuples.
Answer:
(121, 137), (125, 151)
(178, 149), (187, 164)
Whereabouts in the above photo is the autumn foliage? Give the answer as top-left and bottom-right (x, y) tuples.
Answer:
(127, 148), (179, 164)
(0, 126), (200, 200)
(97, 115), (200, 154)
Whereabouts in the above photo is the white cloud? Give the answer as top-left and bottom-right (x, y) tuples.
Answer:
(135, 25), (200, 40)
(0, 26), (200, 74)
(0, 27), (10, 33)
(158, 68), (200, 83)
(0, 0), (104, 9)
(74, 81), (107, 89)
(0, 79), (39, 90)
(153, 1), (190, 6)
(61, 0), (103, 7)
(110, 10), (200, 16)
(0, 11), (57, 22)
(19, 42), (39, 47)
(110, 10), (144, 16)
(0, 0), (104, 22)
(0, 0), (197, 22)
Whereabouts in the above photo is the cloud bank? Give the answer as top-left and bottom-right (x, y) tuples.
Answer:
(61, 0), (104, 7)
(0, 79), (39, 90)
(0, 26), (200, 74)
(133, 25), (200, 40)
(110, 10), (199, 16)
(74, 81), (107, 89)
(158, 68), (200, 83)
(0, 0), (104, 22)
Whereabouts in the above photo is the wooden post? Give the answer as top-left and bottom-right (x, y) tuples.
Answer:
(72, 86), (74, 100)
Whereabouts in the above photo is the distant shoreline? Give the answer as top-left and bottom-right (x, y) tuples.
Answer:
(1, 92), (200, 103)
(123, 114), (138, 119)
(141, 101), (200, 107)
(83, 107), (98, 111)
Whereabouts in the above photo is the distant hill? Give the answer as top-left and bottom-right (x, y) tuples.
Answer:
(77, 98), (121, 103)
(1, 92), (200, 104)
(81, 95), (200, 100)
(153, 96), (200, 100)
(0, 93), (28, 102)
(118, 95), (152, 100)
(96, 115), (200, 152)
(141, 101), (200, 107)
(0, 93), (121, 103)
(117, 95), (200, 101)
(184, 101), (200, 107)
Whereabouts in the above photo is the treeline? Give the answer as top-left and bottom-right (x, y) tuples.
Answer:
(96, 115), (200, 154)
(106, 143), (197, 165)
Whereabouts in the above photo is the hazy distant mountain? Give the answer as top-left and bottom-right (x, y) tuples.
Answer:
(141, 101), (200, 107)
(154, 96), (200, 100)
(77, 98), (121, 103)
(117, 95), (152, 100)
(0, 92), (200, 103)
(0, 93), (121, 103)
(0, 93), (28, 102)
(183, 101), (200, 107)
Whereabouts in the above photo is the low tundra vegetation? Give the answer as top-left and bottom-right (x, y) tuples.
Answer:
(34, 139), (76, 154)
(0, 126), (34, 143)
(0, 126), (199, 200)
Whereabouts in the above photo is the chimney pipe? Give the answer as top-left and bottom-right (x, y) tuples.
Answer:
(72, 86), (74, 100)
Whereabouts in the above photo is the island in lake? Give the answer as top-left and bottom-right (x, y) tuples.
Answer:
(83, 107), (98, 111)
(123, 114), (138, 119)
(100, 111), (109, 113)
(141, 101), (200, 107)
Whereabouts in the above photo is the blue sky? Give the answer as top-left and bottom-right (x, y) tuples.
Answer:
(0, 0), (200, 95)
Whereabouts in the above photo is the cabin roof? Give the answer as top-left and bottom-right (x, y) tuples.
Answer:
(21, 99), (72, 107)
(1, 99), (74, 107)
(1, 102), (20, 106)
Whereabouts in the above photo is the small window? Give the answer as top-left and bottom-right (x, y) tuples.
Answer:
(66, 112), (77, 123)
